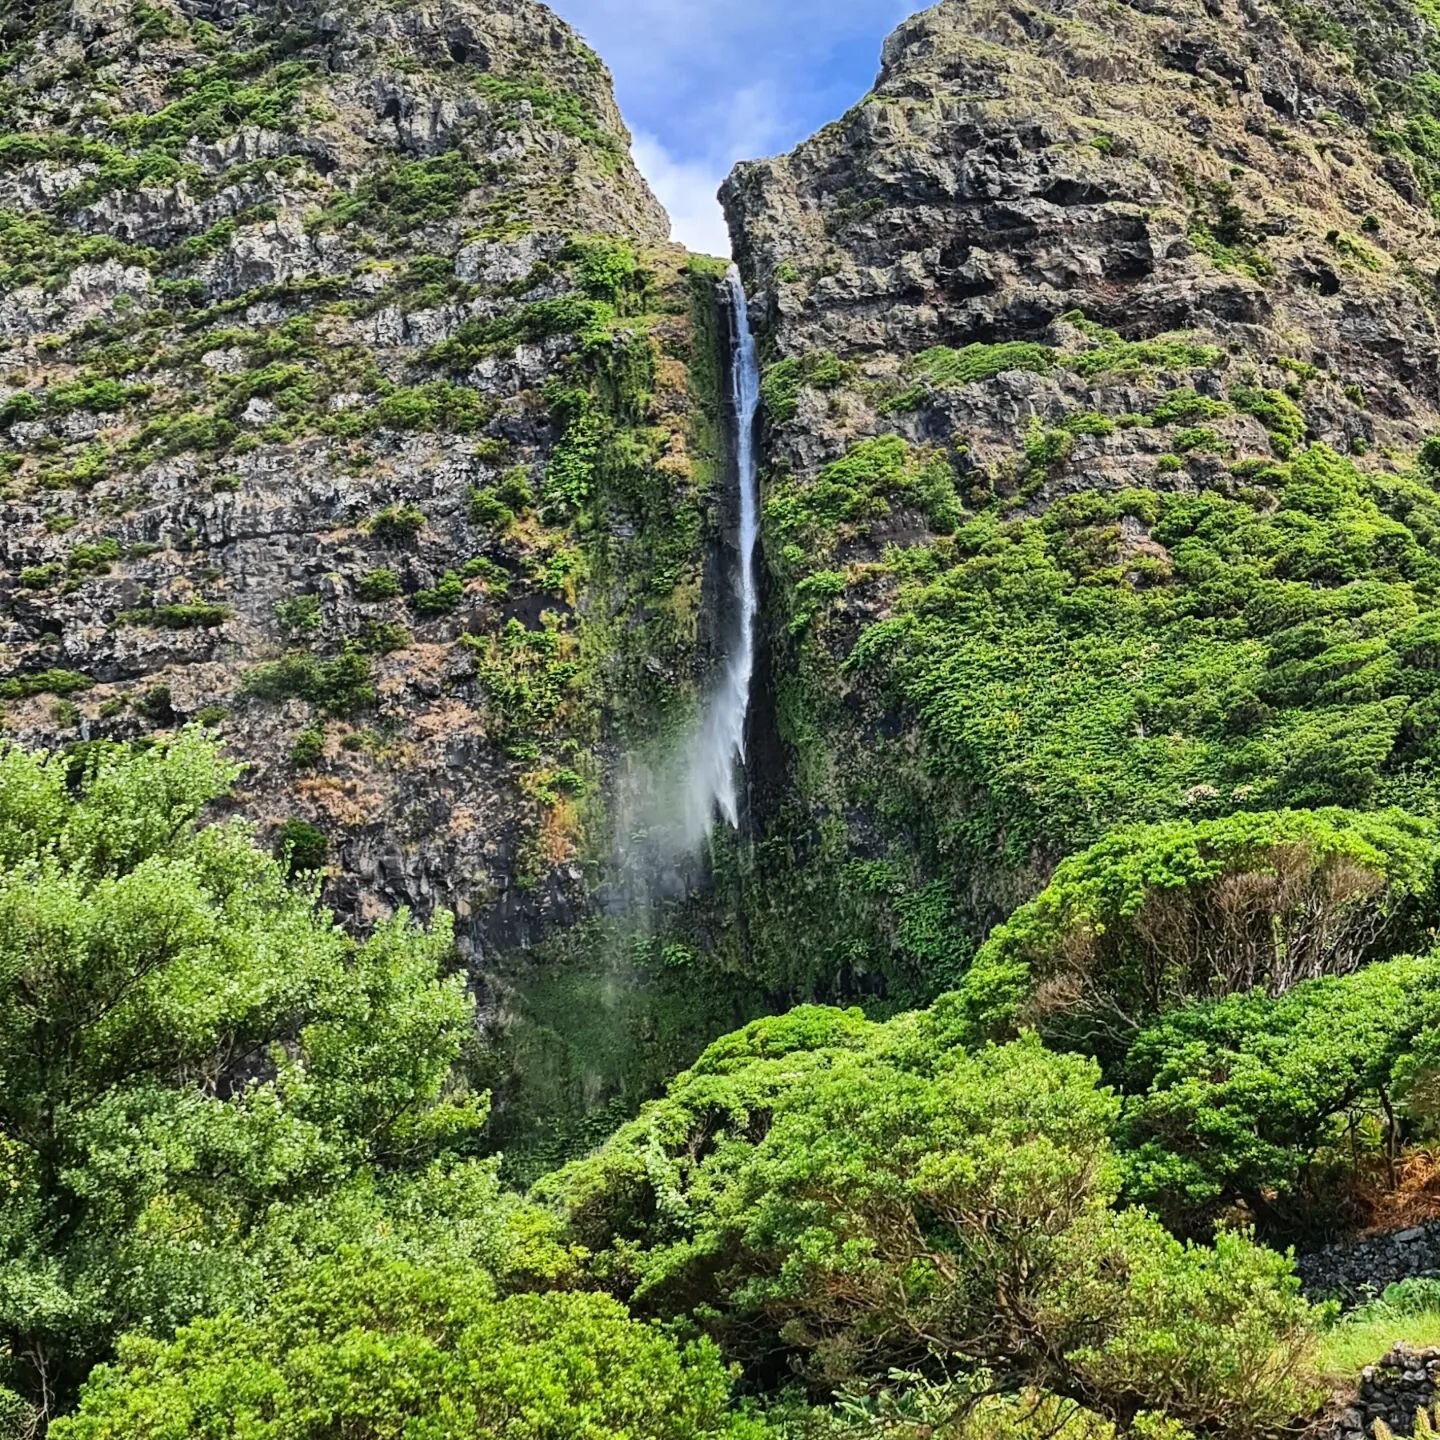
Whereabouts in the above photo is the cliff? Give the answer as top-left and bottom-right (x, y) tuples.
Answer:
(718, 0), (1440, 1008)
(0, 0), (725, 961)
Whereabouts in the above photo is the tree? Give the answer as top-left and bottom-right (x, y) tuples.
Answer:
(0, 733), (482, 1420)
(1120, 956), (1438, 1230)
(51, 1257), (764, 1440)
(960, 808), (1438, 1056)
(536, 1013), (1323, 1434)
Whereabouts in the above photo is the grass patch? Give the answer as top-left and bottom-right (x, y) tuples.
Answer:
(1316, 1281), (1440, 1382)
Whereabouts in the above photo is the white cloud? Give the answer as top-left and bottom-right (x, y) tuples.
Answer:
(552, 0), (924, 245)
(632, 132), (731, 256)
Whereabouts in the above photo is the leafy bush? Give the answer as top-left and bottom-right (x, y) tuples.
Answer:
(274, 595), (322, 632)
(761, 350), (854, 423)
(241, 649), (376, 717)
(355, 568), (402, 600)
(53, 1267), (759, 1440)
(273, 817), (328, 876)
(412, 571), (465, 616)
(0, 669), (93, 700)
(290, 726), (325, 768)
(1120, 955), (1440, 1226)
(365, 504), (426, 544)
(325, 150), (480, 231)
(116, 603), (230, 629)
(0, 735), (475, 1411)
(537, 1020), (1323, 1428)
(962, 808), (1440, 1051)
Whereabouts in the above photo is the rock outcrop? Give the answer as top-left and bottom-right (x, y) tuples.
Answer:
(0, 0), (725, 961)
(717, 0), (1440, 1007)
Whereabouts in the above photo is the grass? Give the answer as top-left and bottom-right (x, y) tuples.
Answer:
(1314, 1281), (1440, 1383)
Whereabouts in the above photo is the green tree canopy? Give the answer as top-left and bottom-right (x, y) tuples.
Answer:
(959, 807), (1438, 1056)
(0, 733), (483, 1417)
(1118, 954), (1440, 1229)
(536, 1012), (1322, 1433)
(50, 1257), (764, 1440)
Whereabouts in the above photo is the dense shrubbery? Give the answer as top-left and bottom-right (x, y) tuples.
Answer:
(845, 444), (1440, 868)
(2, 733), (1435, 1439)
(961, 807), (1440, 1051)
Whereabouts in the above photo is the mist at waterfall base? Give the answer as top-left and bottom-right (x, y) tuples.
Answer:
(610, 265), (761, 904)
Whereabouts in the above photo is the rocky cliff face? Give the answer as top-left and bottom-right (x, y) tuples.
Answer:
(0, 0), (725, 959)
(719, 0), (1440, 1007)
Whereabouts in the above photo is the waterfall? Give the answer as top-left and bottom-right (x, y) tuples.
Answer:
(610, 265), (760, 883)
(680, 264), (761, 845)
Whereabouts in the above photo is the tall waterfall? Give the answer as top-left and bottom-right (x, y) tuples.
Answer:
(680, 265), (761, 845)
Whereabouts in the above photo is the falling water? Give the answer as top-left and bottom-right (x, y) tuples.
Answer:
(680, 265), (761, 845)
(609, 266), (761, 884)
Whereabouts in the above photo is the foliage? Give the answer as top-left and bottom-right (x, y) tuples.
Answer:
(364, 504), (426, 543)
(0, 734), (479, 1415)
(0, 669), (92, 700)
(845, 445), (1440, 880)
(241, 648), (376, 716)
(762, 351), (854, 423)
(324, 150), (480, 231)
(355, 568), (402, 601)
(53, 1262), (760, 1440)
(961, 807), (1440, 1048)
(1315, 1279), (1440, 1381)
(537, 1018), (1322, 1429)
(765, 436), (961, 578)
(273, 817), (328, 875)
(116, 602), (230, 628)
(1120, 955), (1439, 1226)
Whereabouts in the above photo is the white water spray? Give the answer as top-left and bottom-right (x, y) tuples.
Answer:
(679, 265), (761, 846)
(610, 266), (761, 884)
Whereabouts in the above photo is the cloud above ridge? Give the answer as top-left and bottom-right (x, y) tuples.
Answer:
(549, 0), (920, 254)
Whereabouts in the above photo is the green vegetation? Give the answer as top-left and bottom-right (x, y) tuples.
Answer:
(765, 435), (961, 580)
(355, 568), (402, 601)
(761, 350), (853, 422)
(1316, 1282), (1440, 1382)
(0, 736), (481, 1419)
(273, 816), (328, 875)
(241, 648), (376, 716)
(0, 668), (92, 700)
(115, 602), (230, 628)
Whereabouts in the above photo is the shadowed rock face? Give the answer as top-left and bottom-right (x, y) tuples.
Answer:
(0, 0), (725, 960)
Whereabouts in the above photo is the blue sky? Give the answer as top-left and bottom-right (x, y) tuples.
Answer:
(548, 0), (925, 255)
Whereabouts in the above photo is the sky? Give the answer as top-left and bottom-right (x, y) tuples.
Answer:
(548, 0), (925, 255)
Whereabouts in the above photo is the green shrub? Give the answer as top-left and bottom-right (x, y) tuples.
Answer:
(356, 568), (402, 601)
(273, 818), (328, 877)
(19, 564), (62, 589)
(116, 603), (229, 629)
(412, 571), (464, 616)
(52, 1267), (754, 1440)
(0, 669), (93, 700)
(761, 351), (855, 423)
(365, 505), (426, 544)
(133, 684), (174, 724)
(469, 487), (515, 530)
(290, 726), (325, 768)
(325, 150), (480, 231)
(241, 649), (376, 717)
(961, 807), (1440, 1054)
(275, 595), (323, 632)
(0, 392), (37, 427)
